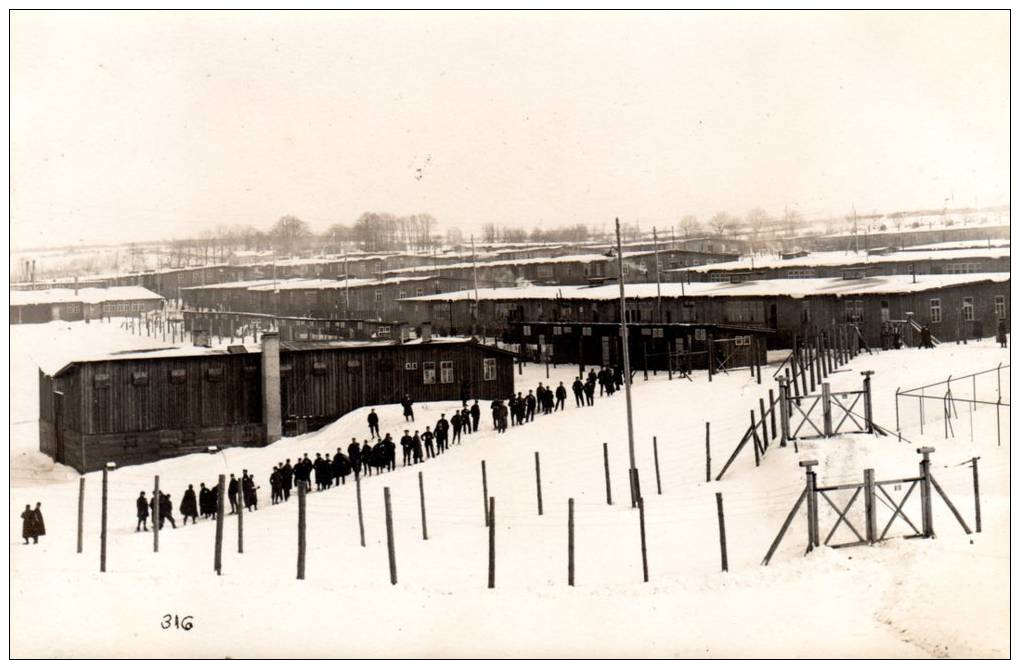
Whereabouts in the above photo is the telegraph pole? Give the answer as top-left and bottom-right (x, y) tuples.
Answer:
(615, 218), (638, 507)
(472, 234), (480, 337)
(344, 251), (350, 313)
(652, 226), (663, 323)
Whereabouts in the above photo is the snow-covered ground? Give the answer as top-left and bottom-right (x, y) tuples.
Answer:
(9, 321), (1011, 657)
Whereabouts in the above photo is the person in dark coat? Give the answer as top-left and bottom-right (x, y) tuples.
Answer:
(919, 326), (934, 349)
(997, 319), (1008, 348)
(281, 460), (293, 501)
(313, 453), (326, 491)
(435, 414), (450, 453)
(208, 483), (220, 519)
(227, 474), (240, 514)
(583, 378), (595, 406)
(460, 406), (472, 435)
(270, 467), (281, 504)
(597, 368), (608, 396)
(572, 377), (585, 407)
(21, 505), (33, 544)
(348, 438), (362, 478)
(336, 450), (352, 484)
(136, 491), (150, 531)
(242, 472), (258, 511)
(460, 381), (471, 408)
(383, 434), (397, 471)
(451, 412), (463, 444)
(525, 391), (536, 422)
(361, 440), (373, 475)
(31, 504), (45, 541)
(400, 431), (413, 467)
(422, 426), (436, 459)
(401, 394), (415, 422)
(412, 431), (423, 464)
(613, 367), (623, 392)
(555, 382), (567, 411)
(158, 493), (177, 529)
(470, 400), (481, 432)
(300, 454), (314, 491)
(199, 483), (212, 518)
(367, 409), (380, 439)
(180, 485), (198, 524)
(490, 399), (500, 429)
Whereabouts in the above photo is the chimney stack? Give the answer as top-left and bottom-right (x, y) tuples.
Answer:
(261, 332), (282, 444)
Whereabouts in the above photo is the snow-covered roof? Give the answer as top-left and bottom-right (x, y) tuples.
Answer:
(10, 286), (164, 307)
(401, 273), (1010, 303)
(47, 336), (502, 376)
(182, 275), (438, 293)
(669, 247), (1011, 273)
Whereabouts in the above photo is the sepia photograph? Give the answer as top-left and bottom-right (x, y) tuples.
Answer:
(6, 8), (1011, 658)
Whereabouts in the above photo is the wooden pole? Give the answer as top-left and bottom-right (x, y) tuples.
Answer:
(638, 496), (649, 582)
(534, 452), (544, 516)
(355, 467), (365, 547)
(705, 422), (711, 483)
(419, 471), (428, 541)
(602, 443), (613, 505)
(297, 481), (306, 580)
(238, 470), (245, 554)
(384, 486), (397, 585)
(652, 436), (662, 495)
(751, 410), (760, 467)
(481, 460), (490, 524)
(768, 389), (777, 439)
(214, 474), (225, 575)
(971, 457), (982, 533)
(567, 497), (575, 586)
(863, 468), (876, 544)
(153, 475), (159, 553)
(487, 496), (496, 589)
(76, 476), (84, 554)
(758, 398), (769, 447)
(100, 467), (108, 573)
(715, 492), (728, 572)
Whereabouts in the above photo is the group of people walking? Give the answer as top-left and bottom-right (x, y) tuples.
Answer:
(122, 372), (627, 534)
(19, 503), (45, 544)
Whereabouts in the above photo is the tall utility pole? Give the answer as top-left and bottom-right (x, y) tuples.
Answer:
(615, 218), (637, 507)
(652, 226), (663, 323)
(344, 252), (350, 314)
(471, 234), (480, 337)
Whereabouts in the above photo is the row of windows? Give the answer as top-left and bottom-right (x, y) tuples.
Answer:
(929, 295), (1004, 323)
(103, 301), (150, 312)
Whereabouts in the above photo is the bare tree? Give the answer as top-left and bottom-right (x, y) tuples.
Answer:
(709, 211), (734, 236)
(679, 214), (701, 238)
(270, 215), (311, 256)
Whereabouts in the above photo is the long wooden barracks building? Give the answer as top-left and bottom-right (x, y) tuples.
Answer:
(398, 273), (1010, 348)
(39, 332), (515, 472)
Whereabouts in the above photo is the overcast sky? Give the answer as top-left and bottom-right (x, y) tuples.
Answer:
(10, 10), (1009, 249)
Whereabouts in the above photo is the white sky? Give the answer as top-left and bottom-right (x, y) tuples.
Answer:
(10, 10), (1010, 249)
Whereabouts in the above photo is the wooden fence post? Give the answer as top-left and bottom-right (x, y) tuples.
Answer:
(750, 411), (761, 467)
(297, 481), (306, 580)
(355, 468), (365, 547)
(238, 469), (245, 554)
(715, 492), (728, 572)
(481, 460), (490, 525)
(419, 471), (428, 541)
(77, 476), (85, 554)
(778, 377), (790, 446)
(534, 452), (543, 515)
(214, 474), (225, 575)
(704, 422), (711, 483)
(821, 382), (833, 437)
(758, 398), (769, 447)
(638, 497), (649, 583)
(918, 447), (934, 538)
(567, 498), (575, 586)
(153, 475), (160, 553)
(800, 460), (819, 551)
(652, 436), (662, 495)
(384, 486), (397, 585)
(603, 443), (613, 505)
(487, 497), (496, 589)
(100, 467), (108, 573)
(863, 468), (876, 544)
(768, 389), (777, 439)
(971, 457), (982, 533)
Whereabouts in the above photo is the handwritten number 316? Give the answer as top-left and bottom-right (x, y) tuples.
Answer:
(161, 615), (194, 631)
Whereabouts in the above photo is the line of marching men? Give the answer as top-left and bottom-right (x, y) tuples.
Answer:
(131, 365), (627, 532)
